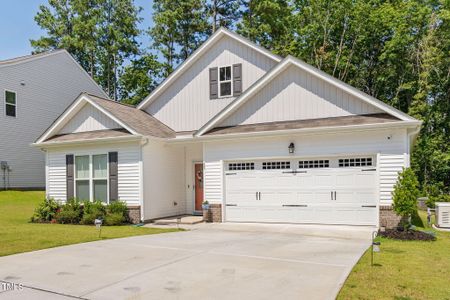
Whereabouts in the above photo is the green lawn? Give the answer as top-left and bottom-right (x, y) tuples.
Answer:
(0, 191), (179, 257)
(338, 211), (450, 300)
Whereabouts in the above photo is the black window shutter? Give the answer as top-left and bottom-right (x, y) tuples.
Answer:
(66, 155), (74, 200)
(109, 152), (118, 202)
(209, 67), (218, 99)
(233, 63), (242, 96)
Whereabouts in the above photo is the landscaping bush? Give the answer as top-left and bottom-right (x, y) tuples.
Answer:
(30, 198), (129, 226)
(31, 198), (60, 223)
(104, 212), (126, 226)
(392, 167), (420, 230)
(55, 198), (82, 224)
(425, 184), (450, 208)
(80, 200), (106, 225)
(104, 201), (129, 225)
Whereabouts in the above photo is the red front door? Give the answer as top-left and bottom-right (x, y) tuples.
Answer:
(194, 163), (204, 211)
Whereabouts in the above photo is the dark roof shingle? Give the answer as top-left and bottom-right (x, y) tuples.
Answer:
(204, 113), (400, 136)
(44, 129), (132, 143)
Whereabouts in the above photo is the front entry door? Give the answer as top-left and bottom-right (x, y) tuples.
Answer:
(194, 163), (204, 211)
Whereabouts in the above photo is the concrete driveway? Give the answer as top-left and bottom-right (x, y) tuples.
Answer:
(0, 224), (371, 300)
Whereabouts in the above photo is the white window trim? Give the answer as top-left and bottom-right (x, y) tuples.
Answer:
(218, 65), (233, 98)
(74, 154), (109, 203)
(4, 89), (17, 118)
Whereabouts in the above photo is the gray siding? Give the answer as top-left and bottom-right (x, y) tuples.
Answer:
(0, 51), (106, 189)
(220, 65), (382, 127)
(145, 36), (277, 132)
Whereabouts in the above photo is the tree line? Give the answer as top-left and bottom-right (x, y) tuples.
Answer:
(32, 0), (450, 195)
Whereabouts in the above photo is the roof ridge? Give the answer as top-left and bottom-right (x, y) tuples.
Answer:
(0, 49), (66, 65)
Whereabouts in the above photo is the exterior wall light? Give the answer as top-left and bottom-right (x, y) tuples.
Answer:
(288, 143), (295, 154)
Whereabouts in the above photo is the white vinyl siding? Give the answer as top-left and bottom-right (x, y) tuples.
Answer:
(379, 154), (406, 205)
(46, 142), (141, 206)
(0, 51), (106, 189)
(204, 128), (408, 206)
(145, 36), (277, 132)
(220, 65), (383, 127)
(203, 160), (223, 204)
(59, 103), (121, 134)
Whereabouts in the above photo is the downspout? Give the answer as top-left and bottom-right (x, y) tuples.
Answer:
(139, 137), (149, 222)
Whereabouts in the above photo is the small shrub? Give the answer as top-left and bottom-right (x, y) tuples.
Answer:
(104, 212), (126, 226)
(392, 167), (420, 230)
(104, 201), (128, 225)
(56, 198), (82, 224)
(80, 200), (106, 225)
(31, 198), (60, 223)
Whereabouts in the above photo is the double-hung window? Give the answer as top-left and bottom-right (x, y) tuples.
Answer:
(219, 66), (232, 97)
(75, 154), (108, 203)
(5, 91), (16, 117)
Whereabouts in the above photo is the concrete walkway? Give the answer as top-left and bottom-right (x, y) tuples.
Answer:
(0, 224), (371, 300)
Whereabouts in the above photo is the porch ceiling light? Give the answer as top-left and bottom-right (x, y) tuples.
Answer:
(288, 142), (295, 154)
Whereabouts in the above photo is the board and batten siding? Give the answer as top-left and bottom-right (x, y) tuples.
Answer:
(203, 128), (408, 206)
(0, 51), (106, 189)
(46, 142), (141, 206)
(145, 36), (277, 132)
(59, 103), (121, 134)
(220, 65), (382, 127)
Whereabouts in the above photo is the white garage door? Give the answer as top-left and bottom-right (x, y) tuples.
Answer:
(225, 158), (378, 225)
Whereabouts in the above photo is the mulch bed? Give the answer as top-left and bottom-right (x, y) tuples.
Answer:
(379, 229), (436, 241)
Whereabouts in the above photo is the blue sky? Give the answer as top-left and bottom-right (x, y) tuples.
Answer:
(0, 0), (153, 60)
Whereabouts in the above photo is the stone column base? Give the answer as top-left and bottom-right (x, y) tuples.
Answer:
(379, 205), (405, 229)
(209, 204), (222, 222)
(127, 206), (141, 224)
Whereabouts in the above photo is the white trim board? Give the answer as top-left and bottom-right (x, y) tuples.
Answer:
(196, 56), (418, 136)
(136, 27), (282, 110)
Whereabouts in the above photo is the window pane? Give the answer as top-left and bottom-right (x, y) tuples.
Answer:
(5, 91), (16, 104)
(93, 180), (108, 203)
(75, 156), (90, 179)
(76, 180), (90, 200)
(220, 82), (231, 96)
(5, 104), (16, 117)
(93, 154), (107, 178)
(220, 66), (231, 81)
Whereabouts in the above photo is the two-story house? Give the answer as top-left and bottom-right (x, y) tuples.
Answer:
(0, 50), (107, 189)
(35, 29), (421, 228)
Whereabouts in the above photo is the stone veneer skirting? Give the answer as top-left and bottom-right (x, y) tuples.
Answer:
(209, 204), (222, 222)
(127, 206), (141, 224)
(379, 205), (404, 229)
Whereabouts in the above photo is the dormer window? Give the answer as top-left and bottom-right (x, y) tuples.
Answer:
(219, 66), (232, 97)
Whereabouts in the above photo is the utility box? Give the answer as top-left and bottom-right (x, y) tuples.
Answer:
(435, 202), (450, 228)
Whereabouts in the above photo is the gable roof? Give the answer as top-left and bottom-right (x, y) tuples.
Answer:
(196, 56), (420, 136)
(136, 27), (282, 110)
(0, 49), (109, 99)
(36, 93), (175, 144)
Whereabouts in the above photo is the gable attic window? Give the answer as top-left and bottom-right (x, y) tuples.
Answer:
(219, 66), (232, 97)
(5, 90), (17, 117)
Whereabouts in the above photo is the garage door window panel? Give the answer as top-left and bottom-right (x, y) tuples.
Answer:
(262, 161), (290, 170)
(338, 158), (373, 167)
(298, 160), (330, 169)
(228, 162), (254, 171)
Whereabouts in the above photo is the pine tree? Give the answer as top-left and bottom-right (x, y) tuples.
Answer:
(207, 0), (242, 32)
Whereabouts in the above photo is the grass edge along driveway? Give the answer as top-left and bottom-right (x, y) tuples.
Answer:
(338, 211), (450, 300)
(0, 191), (180, 257)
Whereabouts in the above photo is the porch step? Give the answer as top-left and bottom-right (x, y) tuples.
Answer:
(153, 215), (204, 225)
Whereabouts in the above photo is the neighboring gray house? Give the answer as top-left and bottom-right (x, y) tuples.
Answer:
(35, 29), (421, 228)
(0, 50), (107, 189)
